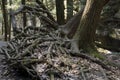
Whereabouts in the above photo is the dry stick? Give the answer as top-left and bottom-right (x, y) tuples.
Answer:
(10, 42), (19, 55)
(20, 35), (40, 47)
(12, 5), (48, 15)
(24, 5), (49, 13)
(31, 65), (42, 79)
(38, 14), (58, 29)
(11, 4), (58, 30)
(15, 38), (40, 58)
(18, 58), (45, 65)
(24, 1), (58, 29)
(24, 26), (41, 32)
(48, 43), (54, 53)
(15, 38), (57, 58)
(80, 67), (87, 80)
(99, 66), (109, 80)
(17, 32), (46, 49)
(23, 25), (52, 33)
(7, 42), (15, 50)
(46, 43), (54, 64)
(25, 10), (58, 29)
(21, 63), (36, 77)
(9, 57), (46, 66)
(13, 32), (30, 40)
(36, 0), (56, 22)
(0, 48), (4, 54)
(2, 48), (11, 59)
(45, 60), (64, 75)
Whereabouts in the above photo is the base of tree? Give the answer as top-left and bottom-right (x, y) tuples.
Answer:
(81, 44), (105, 60)
(71, 41), (105, 60)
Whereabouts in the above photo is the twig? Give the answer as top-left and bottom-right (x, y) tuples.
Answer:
(80, 67), (87, 80)
(99, 66), (108, 80)
(2, 48), (11, 59)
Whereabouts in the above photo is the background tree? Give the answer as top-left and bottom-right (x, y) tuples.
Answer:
(66, 0), (73, 21)
(55, 0), (65, 25)
(21, 0), (27, 28)
(2, 0), (9, 41)
(8, 0), (12, 40)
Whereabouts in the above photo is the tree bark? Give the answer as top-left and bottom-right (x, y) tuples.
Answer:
(72, 0), (109, 52)
(8, 0), (12, 40)
(2, 0), (9, 41)
(60, 9), (84, 38)
(67, 0), (73, 21)
(55, 0), (65, 25)
(22, 0), (27, 28)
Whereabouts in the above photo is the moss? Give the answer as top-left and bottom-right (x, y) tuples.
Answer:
(91, 52), (105, 60)
(83, 44), (105, 60)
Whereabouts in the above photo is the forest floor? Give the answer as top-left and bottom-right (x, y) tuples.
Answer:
(0, 18), (120, 80)
(0, 47), (120, 80)
(0, 29), (120, 80)
(0, 26), (120, 80)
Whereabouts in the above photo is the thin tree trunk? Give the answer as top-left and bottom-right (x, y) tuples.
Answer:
(22, 0), (27, 28)
(2, 0), (8, 41)
(67, 0), (73, 21)
(8, 0), (12, 40)
(55, 0), (65, 25)
(2, 20), (4, 35)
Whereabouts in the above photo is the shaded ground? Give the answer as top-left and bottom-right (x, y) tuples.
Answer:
(0, 54), (31, 80)
(0, 49), (120, 80)
(0, 41), (31, 80)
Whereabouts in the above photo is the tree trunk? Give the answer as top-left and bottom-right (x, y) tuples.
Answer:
(8, 0), (12, 40)
(22, 0), (27, 28)
(72, 0), (109, 53)
(32, 16), (36, 26)
(2, 0), (9, 41)
(67, 0), (73, 21)
(55, 0), (65, 25)
(60, 9), (84, 38)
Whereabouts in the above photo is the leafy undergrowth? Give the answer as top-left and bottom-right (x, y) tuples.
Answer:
(0, 25), (119, 80)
